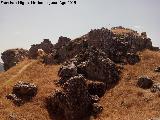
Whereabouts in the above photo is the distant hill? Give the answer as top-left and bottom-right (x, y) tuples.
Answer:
(0, 62), (4, 71)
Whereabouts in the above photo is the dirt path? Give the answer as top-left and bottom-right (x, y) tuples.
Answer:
(10, 61), (35, 80)
(0, 60), (36, 90)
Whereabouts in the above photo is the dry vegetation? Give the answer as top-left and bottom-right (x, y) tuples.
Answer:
(111, 28), (139, 36)
(0, 50), (160, 120)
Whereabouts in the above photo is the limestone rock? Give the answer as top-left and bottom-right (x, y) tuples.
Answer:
(126, 53), (140, 65)
(29, 39), (54, 59)
(54, 36), (71, 49)
(6, 81), (37, 106)
(46, 75), (98, 120)
(137, 76), (153, 89)
(73, 47), (120, 84)
(1, 48), (28, 70)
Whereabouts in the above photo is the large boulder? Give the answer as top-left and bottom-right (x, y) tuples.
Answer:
(6, 81), (37, 106)
(1, 48), (28, 70)
(137, 76), (153, 89)
(54, 36), (71, 49)
(46, 75), (101, 120)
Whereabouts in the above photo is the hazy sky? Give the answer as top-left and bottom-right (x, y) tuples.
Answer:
(0, 0), (160, 62)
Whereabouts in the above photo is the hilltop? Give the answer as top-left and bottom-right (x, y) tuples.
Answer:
(0, 26), (160, 120)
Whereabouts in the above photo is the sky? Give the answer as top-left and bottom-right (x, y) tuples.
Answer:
(0, 0), (160, 62)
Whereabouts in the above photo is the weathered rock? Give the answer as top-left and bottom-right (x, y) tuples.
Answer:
(126, 53), (140, 65)
(6, 81), (37, 106)
(1, 48), (28, 70)
(137, 76), (153, 89)
(58, 62), (77, 78)
(6, 94), (24, 106)
(154, 66), (160, 72)
(92, 103), (103, 115)
(54, 36), (71, 49)
(87, 81), (106, 97)
(73, 47), (120, 84)
(150, 83), (160, 93)
(29, 39), (54, 59)
(46, 75), (102, 120)
(108, 40), (129, 63)
(13, 81), (37, 98)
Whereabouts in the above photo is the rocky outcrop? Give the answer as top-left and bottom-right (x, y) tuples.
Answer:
(6, 81), (37, 106)
(54, 36), (71, 49)
(46, 75), (101, 120)
(137, 76), (153, 89)
(72, 47), (120, 84)
(30, 27), (156, 65)
(1, 48), (28, 70)
(29, 39), (54, 59)
(46, 47), (121, 119)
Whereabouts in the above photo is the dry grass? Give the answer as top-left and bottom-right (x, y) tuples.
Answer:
(0, 60), (60, 120)
(111, 28), (139, 36)
(0, 50), (160, 120)
(95, 50), (160, 120)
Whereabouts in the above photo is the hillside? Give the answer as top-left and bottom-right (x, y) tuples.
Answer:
(0, 50), (159, 120)
(0, 27), (160, 120)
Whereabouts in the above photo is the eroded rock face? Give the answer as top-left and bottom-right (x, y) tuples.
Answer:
(6, 81), (37, 106)
(58, 62), (77, 78)
(73, 47), (120, 84)
(54, 36), (71, 49)
(1, 48), (28, 70)
(137, 76), (153, 89)
(46, 75), (99, 120)
(29, 39), (54, 59)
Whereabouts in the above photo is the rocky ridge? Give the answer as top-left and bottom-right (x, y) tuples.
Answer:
(1, 26), (160, 120)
